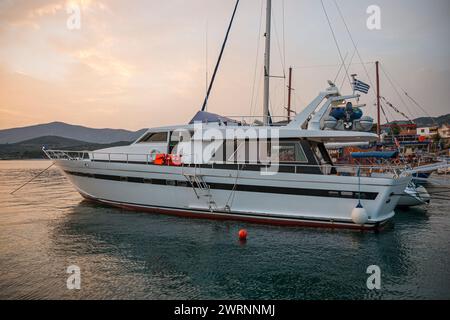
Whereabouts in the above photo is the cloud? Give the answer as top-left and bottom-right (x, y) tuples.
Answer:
(72, 42), (135, 78)
(0, 0), (449, 131)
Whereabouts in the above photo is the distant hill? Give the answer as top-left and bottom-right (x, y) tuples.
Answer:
(0, 122), (147, 144)
(0, 136), (132, 160)
(413, 114), (450, 127)
(383, 114), (450, 127)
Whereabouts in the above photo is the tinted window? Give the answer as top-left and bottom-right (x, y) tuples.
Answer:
(170, 130), (193, 143)
(273, 142), (307, 163)
(138, 132), (168, 143)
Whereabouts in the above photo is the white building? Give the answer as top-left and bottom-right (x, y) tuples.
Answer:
(417, 126), (439, 137)
(438, 124), (450, 139)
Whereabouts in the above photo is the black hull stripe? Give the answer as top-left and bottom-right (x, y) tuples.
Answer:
(64, 170), (378, 200)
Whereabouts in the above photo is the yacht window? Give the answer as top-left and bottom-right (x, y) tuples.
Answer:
(273, 142), (307, 163)
(170, 130), (193, 143)
(170, 130), (195, 155)
(310, 142), (333, 165)
(177, 180), (188, 187)
(138, 132), (168, 143)
(312, 144), (325, 164)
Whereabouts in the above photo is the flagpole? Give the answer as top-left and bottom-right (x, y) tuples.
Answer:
(351, 74), (357, 101)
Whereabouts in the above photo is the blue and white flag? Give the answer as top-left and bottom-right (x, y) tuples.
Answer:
(353, 79), (370, 94)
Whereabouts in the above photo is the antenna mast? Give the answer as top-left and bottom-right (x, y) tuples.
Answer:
(263, 0), (272, 126)
(287, 66), (292, 122)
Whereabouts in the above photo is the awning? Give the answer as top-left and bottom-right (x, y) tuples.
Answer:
(351, 151), (399, 159)
(189, 111), (240, 125)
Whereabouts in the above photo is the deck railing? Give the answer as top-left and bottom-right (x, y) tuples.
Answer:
(219, 115), (289, 126)
(43, 148), (410, 178)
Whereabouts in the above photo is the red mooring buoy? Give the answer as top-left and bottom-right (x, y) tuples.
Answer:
(238, 229), (248, 240)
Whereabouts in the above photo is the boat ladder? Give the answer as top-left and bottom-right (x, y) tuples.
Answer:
(183, 173), (217, 211)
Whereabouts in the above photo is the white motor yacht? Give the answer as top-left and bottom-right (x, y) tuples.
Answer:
(44, 84), (411, 230)
(44, 0), (411, 230)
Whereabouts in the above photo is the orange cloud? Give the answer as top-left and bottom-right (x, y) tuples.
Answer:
(0, 0), (448, 131)
(73, 41), (135, 78)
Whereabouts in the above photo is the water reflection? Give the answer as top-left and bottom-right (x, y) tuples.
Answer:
(1, 161), (449, 299)
(48, 197), (432, 300)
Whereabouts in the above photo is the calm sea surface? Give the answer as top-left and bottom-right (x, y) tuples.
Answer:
(0, 160), (449, 300)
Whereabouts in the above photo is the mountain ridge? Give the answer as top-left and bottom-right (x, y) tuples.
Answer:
(0, 121), (147, 144)
(383, 114), (450, 127)
(0, 136), (132, 160)
(0, 114), (448, 145)
(412, 114), (450, 127)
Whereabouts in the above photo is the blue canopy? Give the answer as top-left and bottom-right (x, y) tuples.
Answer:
(351, 151), (399, 159)
(189, 111), (240, 125)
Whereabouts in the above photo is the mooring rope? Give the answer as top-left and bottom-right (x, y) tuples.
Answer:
(10, 163), (55, 195)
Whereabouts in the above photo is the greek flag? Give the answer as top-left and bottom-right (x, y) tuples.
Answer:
(353, 79), (370, 94)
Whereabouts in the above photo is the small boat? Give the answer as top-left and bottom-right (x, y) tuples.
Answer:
(340, 150), (432, 207)
(406, 161), (450, 184)
(412, 172), (432, 184)
(397, 182), (431, 207)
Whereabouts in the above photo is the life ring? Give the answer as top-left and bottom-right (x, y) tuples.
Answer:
(149, 149), (158, 161)
(394, 159), (401, 166)
(167, 154), (182, 166)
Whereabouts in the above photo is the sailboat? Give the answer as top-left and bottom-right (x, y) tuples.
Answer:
(44, 0), (412, 230)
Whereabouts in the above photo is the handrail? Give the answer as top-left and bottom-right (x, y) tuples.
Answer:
(222, 115), (288, 120)
(43, 149), (409, 178)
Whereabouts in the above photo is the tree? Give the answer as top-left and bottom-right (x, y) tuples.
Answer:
(433, 133), (442, 152)
(433, 133), (441, 143)
(391, 124), (401, 136)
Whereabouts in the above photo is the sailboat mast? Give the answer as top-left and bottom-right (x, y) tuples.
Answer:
(263, 0), (272, 126)
(201, 0), (240, 112)
(376, 61), (381, 139)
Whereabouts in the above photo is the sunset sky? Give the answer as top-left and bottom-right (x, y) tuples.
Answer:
(0, 0), (449, 130)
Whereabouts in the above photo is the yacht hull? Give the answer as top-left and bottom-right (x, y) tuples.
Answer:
(54, 159), (410, 231)
(80, 192), (391, 230)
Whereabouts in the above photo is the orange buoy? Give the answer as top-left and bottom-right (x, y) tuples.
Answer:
(238, 229), (248, 241)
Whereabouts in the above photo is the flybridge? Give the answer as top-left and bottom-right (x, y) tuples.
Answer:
(185, 82), (376, 138)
